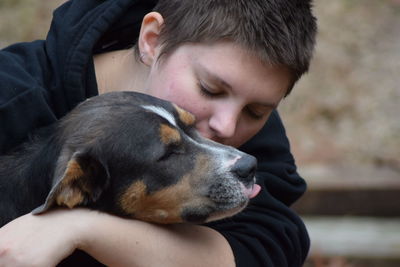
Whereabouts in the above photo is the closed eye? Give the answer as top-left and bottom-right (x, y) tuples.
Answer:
(158, 143), (184, 161)
(245, 107), (267, 119)
(198, 81), (223, 98)
(245, 104), (273, 120)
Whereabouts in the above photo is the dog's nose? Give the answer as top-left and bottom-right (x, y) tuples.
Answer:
(231, 155), (257, 184)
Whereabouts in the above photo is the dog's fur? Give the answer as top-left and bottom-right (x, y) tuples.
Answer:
(0, 91), (257, 227)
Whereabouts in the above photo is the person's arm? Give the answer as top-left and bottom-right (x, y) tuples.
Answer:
(0, 209), (235, 267)
(80, 211), (235, 267)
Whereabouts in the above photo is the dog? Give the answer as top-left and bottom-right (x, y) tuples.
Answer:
(0, 91), (260, 228)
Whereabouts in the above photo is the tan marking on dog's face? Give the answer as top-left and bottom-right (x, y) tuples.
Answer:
(55, 159), (85, 208)
(118, 154), (217, 223)
(119, 180), (147, 213)
(119, 176), (199, 224)
(173, 104), (195, 126)
(160, 124), (181, 145)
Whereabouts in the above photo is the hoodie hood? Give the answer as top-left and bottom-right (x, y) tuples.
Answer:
(46, 0), (157, 115)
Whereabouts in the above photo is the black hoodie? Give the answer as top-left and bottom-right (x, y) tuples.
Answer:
(0, 0), (309, 266)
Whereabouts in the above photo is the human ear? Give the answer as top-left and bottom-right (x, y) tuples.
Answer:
(138, 12), (164, 66)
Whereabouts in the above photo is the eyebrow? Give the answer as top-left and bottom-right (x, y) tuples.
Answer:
(195, 63), (279, 109)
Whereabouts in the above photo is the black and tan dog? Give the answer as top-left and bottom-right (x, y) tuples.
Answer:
(0, 91), (259, 227)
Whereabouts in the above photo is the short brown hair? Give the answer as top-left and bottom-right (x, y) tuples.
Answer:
(144, 0), (317, 94)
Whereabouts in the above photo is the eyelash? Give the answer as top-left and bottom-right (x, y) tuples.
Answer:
(158, 143), (183, 161)
(198, 82), (220, 98)
(245, 107), (265, 120)
(198, 81), (266, 120)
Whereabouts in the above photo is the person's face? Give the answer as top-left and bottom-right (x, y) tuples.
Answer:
(144, 42), (291, 147)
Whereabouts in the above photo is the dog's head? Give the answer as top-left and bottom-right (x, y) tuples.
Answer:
(32, 92), (260, 223)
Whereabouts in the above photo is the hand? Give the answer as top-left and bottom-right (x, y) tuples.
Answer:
(0, 209), (90, 267)
(0, 209), (235, 267)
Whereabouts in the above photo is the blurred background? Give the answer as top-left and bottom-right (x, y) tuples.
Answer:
(1, 0), (399, 266)
(281, 2), (400, 266)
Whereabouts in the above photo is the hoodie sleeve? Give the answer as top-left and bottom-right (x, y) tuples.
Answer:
(207, 110), (310, 267)
(0, 41), (59, 154)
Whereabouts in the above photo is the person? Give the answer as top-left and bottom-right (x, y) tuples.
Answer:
(0, 0), (317, 266)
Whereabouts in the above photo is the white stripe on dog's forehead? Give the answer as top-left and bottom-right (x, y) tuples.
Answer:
(142, 105), (177, 126)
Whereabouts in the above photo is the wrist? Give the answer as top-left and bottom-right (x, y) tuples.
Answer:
(55, 208), (101, 251)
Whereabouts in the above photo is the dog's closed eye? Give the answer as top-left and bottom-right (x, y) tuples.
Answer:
(158, 142), (185, 161)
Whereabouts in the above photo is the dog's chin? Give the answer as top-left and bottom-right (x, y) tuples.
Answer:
(206, 201), (250, 223)
(181, 182), (262, 223)
(181, 198), (249, 224)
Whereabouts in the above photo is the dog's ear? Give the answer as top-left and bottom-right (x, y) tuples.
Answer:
(32, 151), (110, 214)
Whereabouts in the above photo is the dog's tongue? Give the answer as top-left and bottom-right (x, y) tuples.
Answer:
(245, 184), (262, 199)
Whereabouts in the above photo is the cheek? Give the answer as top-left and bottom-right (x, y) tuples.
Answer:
(230, 122), (265, 147)
(149, 67), (191, 104)
(148, 74), (178, 100)
(147, 60), (189, 99)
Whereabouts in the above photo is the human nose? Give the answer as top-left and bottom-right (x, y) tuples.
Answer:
(208, 107), (240, 139)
